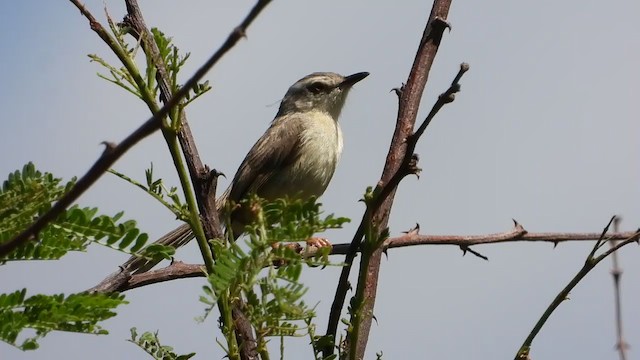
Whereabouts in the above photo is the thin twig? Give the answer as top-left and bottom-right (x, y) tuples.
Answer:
(514, 217), (639, 360)
(609, 217), (629, 360)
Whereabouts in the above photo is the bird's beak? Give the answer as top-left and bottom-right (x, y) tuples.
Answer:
(340, 72), (370, 88)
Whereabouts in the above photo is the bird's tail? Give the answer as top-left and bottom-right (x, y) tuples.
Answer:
(121, 223), (195, 275)
(120, 189), (230, 275)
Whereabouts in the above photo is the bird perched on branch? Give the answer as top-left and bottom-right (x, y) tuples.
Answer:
(124, 71), (369, 274)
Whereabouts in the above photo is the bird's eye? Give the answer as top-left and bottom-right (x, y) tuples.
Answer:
(307, 82), (328, 94)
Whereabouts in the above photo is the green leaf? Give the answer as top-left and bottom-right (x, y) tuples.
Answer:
(108, 167), (185, 220)
(129, 327), (195, 360)
(203, 197), (347, 343)
(0, 163), (151, 261)
(0, 290), (126, 350)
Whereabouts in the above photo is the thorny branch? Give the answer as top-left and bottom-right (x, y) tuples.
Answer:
(324, 1), (454, 357)
(514, 217), (639, 360)
(91, 225), (639, 294)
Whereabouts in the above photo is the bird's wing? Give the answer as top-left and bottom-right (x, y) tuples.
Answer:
(227, 116), (305, 203)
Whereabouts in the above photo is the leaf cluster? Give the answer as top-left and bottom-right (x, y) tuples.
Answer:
(0, 289), (126, 350)
(89, 25), (210, 130)
(202, 197), (349, 350)
(0, 163), (171, 262)
(129, 328), (195, 360)
(0, 163), (148, 350)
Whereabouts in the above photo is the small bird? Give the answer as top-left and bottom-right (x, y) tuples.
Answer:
(124, 71), (369, 274)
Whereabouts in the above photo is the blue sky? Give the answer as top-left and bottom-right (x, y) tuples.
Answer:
(1, 1), (639, 359)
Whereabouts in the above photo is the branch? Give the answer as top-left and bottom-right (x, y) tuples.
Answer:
(120, 261), (205, 291)
(120, 2), (270, 359)
(609, 217), (629, 360)
(0, 0), (267, 259)
(121, 0), (215, 274)
(324, 2), (454, 356)
(95, 226), (639, 295)
(376, 222), (637, 248)
(514, 217), (639, 360)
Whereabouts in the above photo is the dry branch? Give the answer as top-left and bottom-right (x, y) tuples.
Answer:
(94, 227), (639, 294)
(324, 2), (454, 357)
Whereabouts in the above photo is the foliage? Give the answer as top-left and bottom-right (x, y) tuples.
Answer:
(0, 289), (126, 350)
(150, 28), (211, 110)
(108, 165), (187, 221)
(129, 328), (195, 360)
(201, 197), (349, 356)
(88, 26), (210, 129)
(0, 163), (173, 263)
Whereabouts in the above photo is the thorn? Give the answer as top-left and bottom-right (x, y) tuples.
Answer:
(404, 223), (420, 236)
(408, 153), (422, 178)
(511, 219), (527, 234)
(434, 17), (452, 32)
(100, 141), (116, 156)
(391, 82), (406, 97)
(213, 169), (225, 178)
(205, 168), (224, 182)
(422, 17), (451, 44)
(552, 241), (559, 248)
(460, 245), (488, 260)
(391, 87), (403, 97)
(233, 26), (247, 39)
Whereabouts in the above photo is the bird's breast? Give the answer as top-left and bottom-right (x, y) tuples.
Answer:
(287, 112), (343, 198)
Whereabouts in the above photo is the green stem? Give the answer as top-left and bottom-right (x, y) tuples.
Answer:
(91, 20), (157, 110)
(87, 7), (240, 357)
(220, 291), (240, 360)
(258, 332), (270, 360)
(164, 135), (215, 271)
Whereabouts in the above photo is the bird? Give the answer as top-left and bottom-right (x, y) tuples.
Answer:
(124, 71), (369, 274)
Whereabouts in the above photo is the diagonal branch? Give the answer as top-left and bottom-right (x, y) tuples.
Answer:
(0, 0), (269, 259)
(121, 0), (215, 274)
(514, 217), (639, 360)
(324, 2), (455, 356)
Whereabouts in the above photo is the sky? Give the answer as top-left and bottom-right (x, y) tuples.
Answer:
(1, 0), (639, 359)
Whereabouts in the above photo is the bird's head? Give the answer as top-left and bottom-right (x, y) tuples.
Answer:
(276, 72), (369, 119)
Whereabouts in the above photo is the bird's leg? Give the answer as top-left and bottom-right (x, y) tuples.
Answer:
(305, 237), (332, 253)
